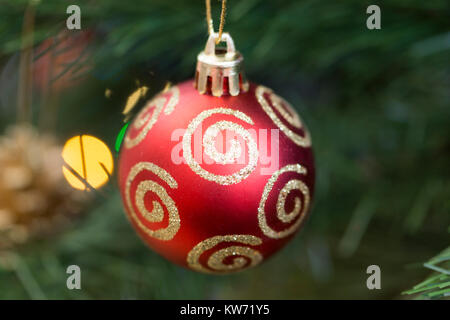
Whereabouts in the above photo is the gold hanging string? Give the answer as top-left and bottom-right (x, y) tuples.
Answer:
(206, 0), (227, 44)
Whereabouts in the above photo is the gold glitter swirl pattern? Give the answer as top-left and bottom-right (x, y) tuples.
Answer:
(256, 85), (311, 148)
(125, 86), (180, 149)
(258, 164), (310, 239)
(163, 86), (180, 115)
(125, 162), (180, 241)
(186, 235), (263, 273)
(125, 97), (165, 149)
(182, 108), (258, 185)
(203, 121), (243, 164)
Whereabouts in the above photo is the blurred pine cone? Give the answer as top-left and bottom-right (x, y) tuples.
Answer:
(0, 125), (88, 249)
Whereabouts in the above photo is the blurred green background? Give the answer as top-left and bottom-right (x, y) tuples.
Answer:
(0, 0), (449, 299)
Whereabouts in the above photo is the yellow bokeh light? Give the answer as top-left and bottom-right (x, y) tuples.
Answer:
(62, 135), (114, 190)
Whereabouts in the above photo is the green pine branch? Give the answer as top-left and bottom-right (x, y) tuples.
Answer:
(403, 246), (450, 299)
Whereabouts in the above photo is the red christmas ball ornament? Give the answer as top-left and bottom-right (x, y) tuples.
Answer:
(34, 30), (95, 93)
(118, 32), (315, 274)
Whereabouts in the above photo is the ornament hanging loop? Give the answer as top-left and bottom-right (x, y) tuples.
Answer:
(204, 32), (235, 56)
(206, 0), (227, 44)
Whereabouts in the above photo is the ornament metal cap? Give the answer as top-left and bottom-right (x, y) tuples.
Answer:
(195, 32), (249, 97)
